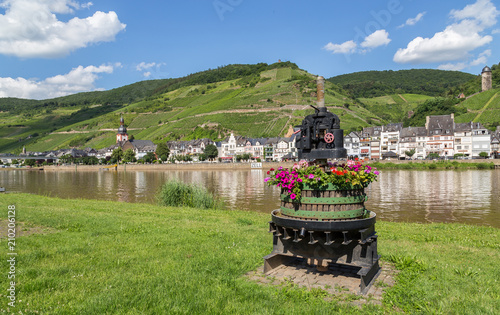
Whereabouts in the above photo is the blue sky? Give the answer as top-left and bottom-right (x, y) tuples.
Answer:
(0, 0), (499, 99)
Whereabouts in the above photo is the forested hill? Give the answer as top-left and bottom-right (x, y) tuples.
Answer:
(0, 62), (299, 114)
(328, 69), (477, 98)
(1, 61), (499, 154)
(1, 61), (364, 153)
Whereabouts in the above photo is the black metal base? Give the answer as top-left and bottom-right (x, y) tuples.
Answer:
(264, 210), (381, 295)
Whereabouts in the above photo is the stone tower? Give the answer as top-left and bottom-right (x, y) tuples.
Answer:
(116, 116), (128, 143)
(482, 66), (492, 92)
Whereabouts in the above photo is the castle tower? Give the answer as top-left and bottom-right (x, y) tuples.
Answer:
(116, 116), (128, 144)
(482, 66), (492, 92)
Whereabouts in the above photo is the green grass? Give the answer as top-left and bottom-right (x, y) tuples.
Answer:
(1, 194), (499, 314)
(400, 94), (432, 103)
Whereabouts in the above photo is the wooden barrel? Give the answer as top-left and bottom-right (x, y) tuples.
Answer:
(280, 183), (367, 221)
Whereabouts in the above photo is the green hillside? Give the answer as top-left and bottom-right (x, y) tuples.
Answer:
(1, 63), (499, 154)
(0, 62), (381, 153)
(328, 69), (477, 98)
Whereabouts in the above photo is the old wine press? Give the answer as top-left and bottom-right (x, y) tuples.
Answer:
(263, 76), (381, 294)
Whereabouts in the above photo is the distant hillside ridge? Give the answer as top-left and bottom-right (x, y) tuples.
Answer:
(328, 69), (477, 98)
(1, 62), (499, 155)
(2, 62), (372, 153)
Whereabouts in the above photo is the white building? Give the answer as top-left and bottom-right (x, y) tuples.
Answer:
(344, 131), (360, 158)
(471, 122), (491, 157)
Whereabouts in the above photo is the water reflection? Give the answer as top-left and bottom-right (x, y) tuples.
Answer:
(1, 169), (499, 228)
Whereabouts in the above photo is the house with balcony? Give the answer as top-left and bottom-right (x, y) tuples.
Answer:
(471, 122), (490, 157)
(273, 138), (291, 161)
(362, 126), (382, 159)
(359, 130), (371, 159)
(344, 131), (361, 159)
(220, 133), (237, 159)
(491, 127), (500, 158)
(454, 122), (473, 158)
(381, 123), (402, 158)
(399, 126), (427, 159)
(425, 114), (455, 158)
(264, 138), (279, 161)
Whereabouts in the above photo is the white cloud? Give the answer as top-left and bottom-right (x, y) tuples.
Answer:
(398, 12), (426, 28)
(470, 49), (491, 66)
(0, 64), (116, 99)
(323, 40), (357, 54)
(361, 30), (391, 48)
(325, 30), (390, 55)
(394, 0), (499, 64)
(0, 0), (125, 58)
(136, 62), (157, 72)
(438, 49), (492, 70)
(437, 62), (468, 71)
(450, 0), (498, 28)
(136, 62), (167, 78)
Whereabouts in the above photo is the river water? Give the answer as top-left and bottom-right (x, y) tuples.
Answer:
(1, 169), (499, 228)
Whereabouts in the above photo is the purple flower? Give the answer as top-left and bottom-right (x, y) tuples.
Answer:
(374, 171), (379, 175)
(308, 174), (314, 179)
(264, 177), (270, 182)
(365, 169), (371, 174)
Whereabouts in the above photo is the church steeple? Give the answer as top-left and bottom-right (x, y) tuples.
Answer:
(116, 115), (128, 144)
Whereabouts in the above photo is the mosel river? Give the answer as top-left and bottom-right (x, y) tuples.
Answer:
(2, 169), (499, 228)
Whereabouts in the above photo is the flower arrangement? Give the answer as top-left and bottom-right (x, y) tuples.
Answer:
(264, 159), (379, 201)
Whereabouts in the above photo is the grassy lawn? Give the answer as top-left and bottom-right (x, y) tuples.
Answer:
(1, 194), (499, 314)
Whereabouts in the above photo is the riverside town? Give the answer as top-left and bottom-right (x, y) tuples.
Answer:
(1, 112), (499, 166)
(1, 1), (500, 313)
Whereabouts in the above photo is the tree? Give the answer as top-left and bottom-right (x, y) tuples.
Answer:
(60, 154), (73, 164)
(479, 152), (489, 158)
(111, 147), (123, 162)
(427, 153), (439, 160)
(404, 148), (416, 159)
(156, 143), (170, 161)
(144, 152), (156, 163)
(24, 159), (36, 167)
(204, 144), (218, 160)
(123, 149), (136, 163)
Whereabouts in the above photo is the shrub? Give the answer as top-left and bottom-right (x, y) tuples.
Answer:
(476, 162), (494, 170)
(156, 179), (223, 210)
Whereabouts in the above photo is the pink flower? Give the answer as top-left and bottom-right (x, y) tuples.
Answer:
(290, 193), (297, 200)
(308, 174), (314, 179)
(264, 177), (270, 182)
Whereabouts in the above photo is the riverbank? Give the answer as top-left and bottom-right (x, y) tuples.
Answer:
(3, 158), (500, 172)
(1, 194), (499, 314)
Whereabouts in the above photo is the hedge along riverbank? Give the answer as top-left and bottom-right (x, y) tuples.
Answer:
(369, 160), (496, 170)
(1, 193), (499, 314)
